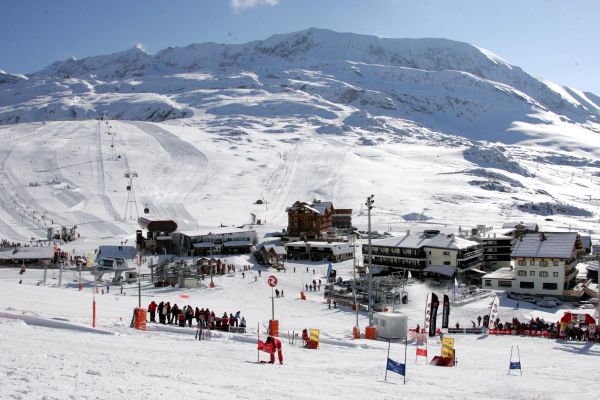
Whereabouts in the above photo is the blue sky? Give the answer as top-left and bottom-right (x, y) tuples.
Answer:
(1, 0), (599, 93)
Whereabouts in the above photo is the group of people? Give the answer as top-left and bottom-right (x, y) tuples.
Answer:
(275, 289), (284, 298)
(305, 279), (322, 292)
(147, 301), (246, 332)
(455, 315), (599, 342)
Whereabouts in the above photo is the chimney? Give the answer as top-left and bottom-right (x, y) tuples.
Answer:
(406, 229), (410, 236)
(539, 232), (546, 241)
(493, 233), (496, 238)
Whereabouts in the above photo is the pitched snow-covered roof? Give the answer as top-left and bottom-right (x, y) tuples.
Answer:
(0, 247), (54, 260)
(370, 233), (479, 250)
(97, 246), (136, 260)
(580, 235), (592, 249)
(177, 227), (255, 237)
(262, 244), (287, 255)
(312, 201), (333, 215)
(286, 200), (333, 215)
(511, 232), (578, 259)
(501, 222), (539, 231)
(482, 267), (515, 280)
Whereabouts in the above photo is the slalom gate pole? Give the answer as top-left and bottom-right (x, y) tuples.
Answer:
(507, 345), (513, 375)
(92, 299), (96, 328)
(404, 336), (408, 385)
(384, 338), (391, 381)
(257, 322), (260, 363)
(517, 346), (522, 375)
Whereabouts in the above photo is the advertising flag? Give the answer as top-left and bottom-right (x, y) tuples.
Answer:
(441, 336), (454, 358)
(442, 294), (450, 329)
(428, 293), (439, 337)
(416, 348), (428, 357)
(386, 358), (405, 376)
(309, 329), (320, 348)
(488, 296), (500, 328)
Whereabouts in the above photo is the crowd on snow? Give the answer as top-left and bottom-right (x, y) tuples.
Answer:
(454, 315), (599, 342)
(1, 238), (54, 248)
(147, 301), (246, 332)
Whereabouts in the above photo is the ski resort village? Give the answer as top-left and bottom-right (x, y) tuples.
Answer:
(1, 3), (600, 399)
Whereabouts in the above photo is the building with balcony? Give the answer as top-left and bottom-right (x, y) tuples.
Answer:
(286, 200), (334, 240)
(172, 227), (258, 256)
(482, 232), (584, 297)
(363, 230), (482, 279)
(285, 241), (353, 263)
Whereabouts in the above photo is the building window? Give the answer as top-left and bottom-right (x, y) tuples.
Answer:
(553, 272), (559, 277)
(443, 251), (450, 256)
(484, 280), (492, 287)
(443, 261), (451, 266)
(517, 271), (527, 276)
(520, 281), (534, 289)
(539, 271), (548, 277)
(540, 261), (548, 267)
(553, 261), (558, 266)
(498, 280), (512, 288)
(529, 271), (535, 276)
(517, 260), (525, 266)
(529, 260), (535, 266)
(543, 282), (558, 290)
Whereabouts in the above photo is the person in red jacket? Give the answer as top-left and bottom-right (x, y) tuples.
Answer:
(222, 312), (229, 331)
(147, 301), (157, 322)
(265, 336), (283, 364)
(302, 329), (317, 349)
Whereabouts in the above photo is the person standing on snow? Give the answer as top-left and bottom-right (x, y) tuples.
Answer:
(148, 301), (157, 322)
(157, 301), (165, 324)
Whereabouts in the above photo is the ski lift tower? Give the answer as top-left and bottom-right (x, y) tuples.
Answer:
(107, 129), (117, 160)
(124, 172), (140, 220)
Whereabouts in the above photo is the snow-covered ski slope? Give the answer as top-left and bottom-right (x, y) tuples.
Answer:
(1, 260), (599, 399)
(1, 28), (600, 242)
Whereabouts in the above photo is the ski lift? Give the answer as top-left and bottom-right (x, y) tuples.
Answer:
(143, 204), (150, 214)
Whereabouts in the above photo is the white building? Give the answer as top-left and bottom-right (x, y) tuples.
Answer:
(482, 232), (583, 297)
(173, 227), (258, 256)
(363, 230), (482, 279)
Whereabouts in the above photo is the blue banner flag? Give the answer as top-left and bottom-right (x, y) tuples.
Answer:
(387, 358), (405, 376)
(509, 362), (521, 370)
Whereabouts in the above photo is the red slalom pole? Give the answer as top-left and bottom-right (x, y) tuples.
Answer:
(92, 300), (96, 327)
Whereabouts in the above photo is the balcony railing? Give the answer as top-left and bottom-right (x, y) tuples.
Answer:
(458, 249), (483, 260)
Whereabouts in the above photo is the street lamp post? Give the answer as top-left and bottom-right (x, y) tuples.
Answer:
(366, 195), (374, 326)
(209, 232), (215, 288)
(349, 233), (359, 328)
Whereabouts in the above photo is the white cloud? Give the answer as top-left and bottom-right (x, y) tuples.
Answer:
(230, 0), (279, 12)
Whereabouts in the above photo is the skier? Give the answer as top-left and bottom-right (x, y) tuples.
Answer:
(265, 336), (284, 364)
(240, 316), (246, 329)
(280, 289), (284, 298)
(477, 315), (482, 327)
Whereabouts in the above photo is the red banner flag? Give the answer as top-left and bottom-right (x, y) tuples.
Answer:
(416, 348), (428, 357)
(258, 340), (273, 354)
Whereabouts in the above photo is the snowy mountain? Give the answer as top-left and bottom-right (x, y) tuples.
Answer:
(0, 28), (600, 242)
